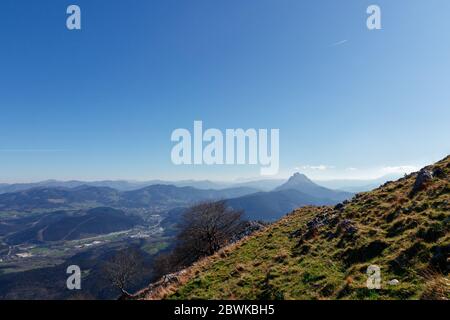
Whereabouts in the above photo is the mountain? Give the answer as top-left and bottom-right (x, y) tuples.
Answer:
(222, 173), (353, 221)
(4, 207), (143, 245)
(170, 180), (231, 190)
(0, 184), (259, 212)
(0, 186), (120, 211)
(0, 179), (260, 195)
(275, 172), (353, 202)
(0, 180), (86, 194)
(0, 186), (121, 211)
(137, 155), (450, 300)
(116, 174), (350, 222)
(120, 185), (259, 208)
(0, 180), (161, 194)
(232, 179), (285, 191)
(226, 189), (336, 221)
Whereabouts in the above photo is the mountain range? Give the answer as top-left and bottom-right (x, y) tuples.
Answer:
(0, 174), (352, 222)
(0, 184), (259, 212)
(0, 171), (361, 300)
(0, 179), (250, 194)
(0, 174), (397, 195)
(136, 155), (450, 300)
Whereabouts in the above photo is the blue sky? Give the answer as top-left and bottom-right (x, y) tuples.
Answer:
(1, 0), (449, 182)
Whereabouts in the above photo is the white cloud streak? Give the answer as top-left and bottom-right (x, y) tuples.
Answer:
(329, 39), (348, 47)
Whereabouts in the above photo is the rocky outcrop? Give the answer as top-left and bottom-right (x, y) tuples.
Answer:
(230, 221), (267, 243)
(410, 168), (434, 196)
(131, 270), (187, 300)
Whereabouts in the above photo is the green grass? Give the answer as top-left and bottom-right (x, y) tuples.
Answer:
(142, 241), (169, 255)
(161, 156), (450, 300)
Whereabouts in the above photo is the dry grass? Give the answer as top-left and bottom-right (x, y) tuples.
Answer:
(420, 268), (450, 300)
(134, 225), (269, 300)
(135, 156), (450, 300)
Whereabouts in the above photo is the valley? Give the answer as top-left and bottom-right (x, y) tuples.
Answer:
(0, 173), (365, 299)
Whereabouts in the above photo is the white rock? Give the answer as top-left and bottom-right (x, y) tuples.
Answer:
(388, 279), (399, 286)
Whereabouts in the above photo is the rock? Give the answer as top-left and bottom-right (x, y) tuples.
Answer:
(133, 269), (187, 299)
(388, 279), (400, 286)
(162, 273), (179, 284)
(336, 219), (357, 235)
(433, 167), (446, 178)
(292, 211), (341, 244)
(230, 221), (266, 243)
(410, 168), (433, 196)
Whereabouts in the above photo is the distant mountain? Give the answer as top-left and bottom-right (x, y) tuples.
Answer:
(233, 179), (285, 191)
(275, 173), (353, 202)
(0, 179), (256, 194)
(120, 185), (259, 208)
(171, 180), (231, 190)
(221, 173), (353, 221)
(4, 207), (143, 245)
(0, 180), (86, 194)
(0, 184), (259, 212)
(226, 189), (336, 221)
(0, 180), (171, 194)
(0, 186), (121, 211)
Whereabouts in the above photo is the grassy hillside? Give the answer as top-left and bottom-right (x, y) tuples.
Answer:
(138, 156), (449, 300)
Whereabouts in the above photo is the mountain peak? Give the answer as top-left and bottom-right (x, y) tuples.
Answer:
(274, 172), (353, 202)
(279, 172), (316, 189)
(289, 172), (313, 182)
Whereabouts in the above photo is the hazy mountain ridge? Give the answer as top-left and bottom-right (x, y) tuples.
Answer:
(0, 175), (351, 224)
(0, 184), (259, 212)
(0, 179), (259, 194)
(0, 175), (395, 195)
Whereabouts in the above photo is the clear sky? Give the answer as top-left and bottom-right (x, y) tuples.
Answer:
(1, 0), (449, 182)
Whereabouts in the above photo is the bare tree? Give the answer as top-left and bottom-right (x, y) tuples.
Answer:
(166, 200), (244, 270)
(103, 248), (143, 298)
